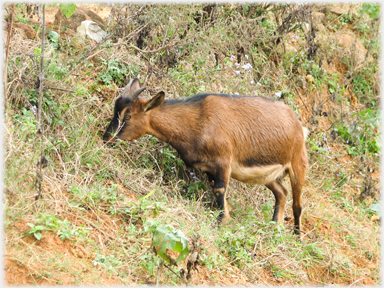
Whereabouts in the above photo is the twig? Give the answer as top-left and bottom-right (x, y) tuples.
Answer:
(156, 259), (164, 286)
(85, 49), (106, 60)
(34, 4), (46, 201)
(46, 86), (75, 93)
(295, 86), (310, 114)
(3, 3), (15, 116)
(123, 41), (180, 54)
(348, 278), (364, 287)
(164, 263), (189, 285)
(252, 253), (279, 266)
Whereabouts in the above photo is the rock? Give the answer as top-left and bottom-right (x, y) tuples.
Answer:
(306, 75), (315, 83)
(77, 20), (108, 43)
(371, 214), (380, 222)
(328, 4), (350, 16)
(328, 4), (361, 17)
(53, 6), (106, 33)
(54, 7), (87, 32)
(13, 22), (36, 39)
(77, 7), (106, 31)
(316, 23), (327, 32)
(311, 12), (326, 32)
(312, 12), (325, 26)
(336, 34), (368, 62)
(284, 43), (297, 54)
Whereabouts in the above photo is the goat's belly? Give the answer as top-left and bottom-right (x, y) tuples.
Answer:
(230, 162), (286, 185)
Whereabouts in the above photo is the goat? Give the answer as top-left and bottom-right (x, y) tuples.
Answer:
(103, 78), (308, 235)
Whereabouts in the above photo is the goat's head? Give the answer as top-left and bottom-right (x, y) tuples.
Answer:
(103, 78), (165, 143)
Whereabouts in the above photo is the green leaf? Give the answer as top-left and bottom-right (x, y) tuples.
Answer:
(362, 3), (380, 19)
(34, 232), (42, 240)
(368, 203), (380, 215)
(140, 189), (155, 201)
(49, 31), (59, 42)
(59, 3), (76, 19)
(152, 224), (189, 264)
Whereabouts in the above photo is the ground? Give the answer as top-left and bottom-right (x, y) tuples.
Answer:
(3, 3), (381, 286)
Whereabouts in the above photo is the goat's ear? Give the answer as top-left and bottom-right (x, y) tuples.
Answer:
(143, 92), (165, 112)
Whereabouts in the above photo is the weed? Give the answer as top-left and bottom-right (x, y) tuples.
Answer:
(48, 31), (59, 50)
(340, 13), (354, 25)
(350, 65), (379, 106)
(4, 3), (381, 286)
(334, 109), (380, 155)
(25, 223), (44, 240)
(260, 201), (274, 221)
(92, 254), (123, 275)
(360, 3), (380, 19)
(202, 253), (223, 270)
(25, 214), (89, 241)
(96, 58), (139, 85)
(137, 253), (158, 275)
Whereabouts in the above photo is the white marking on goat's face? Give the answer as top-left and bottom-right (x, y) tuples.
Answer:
(230, 162), (288, 185)
(117, 112), (150, 141)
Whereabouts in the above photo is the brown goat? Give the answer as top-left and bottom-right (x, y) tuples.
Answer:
(104, 78), (308, 235)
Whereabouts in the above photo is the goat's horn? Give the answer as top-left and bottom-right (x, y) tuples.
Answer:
(128, 87), (146, 101)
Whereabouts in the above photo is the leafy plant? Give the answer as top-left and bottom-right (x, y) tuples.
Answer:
(340, 13), (354, 25)
(203, 253), (226, 270)
(150, 223), (189, 264)
(137, 253), (158, 275)
(334, 109), (380, 155)
(96, 58), (136, 85)
(360, 3), (380, 19)
(46, 59), (69, 80)
(92, 253), (123, 275)
(261, 201), (274, 221)
(350, 65), (378, 105)
(217, 228), (253, 268)
(26, 223), (44, 240)
(25, 214), (88, 241)
(367, 202), (380, 215)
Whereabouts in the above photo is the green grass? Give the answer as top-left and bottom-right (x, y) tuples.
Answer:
(3, 2), (381, 286)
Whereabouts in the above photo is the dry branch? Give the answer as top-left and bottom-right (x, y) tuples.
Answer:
(124, 41), (180, 54)
(3, 4), (15, 115)
(35, 4), (46, 201)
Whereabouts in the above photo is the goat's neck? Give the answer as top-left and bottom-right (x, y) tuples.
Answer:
(148, 105), (195, 146)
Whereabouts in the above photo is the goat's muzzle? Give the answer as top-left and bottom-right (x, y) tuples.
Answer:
(103, 132), (116, 146)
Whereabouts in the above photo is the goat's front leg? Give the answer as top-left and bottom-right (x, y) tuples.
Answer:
(212, 168), (231, 224)
(206, 172), (215, 188)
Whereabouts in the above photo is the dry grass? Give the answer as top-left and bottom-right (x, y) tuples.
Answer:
(3, 3), (380, 286)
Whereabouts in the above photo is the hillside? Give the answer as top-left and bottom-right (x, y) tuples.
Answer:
(3, 3), (381, 285)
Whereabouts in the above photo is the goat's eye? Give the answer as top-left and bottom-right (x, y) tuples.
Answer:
(125, 115), (131, 120)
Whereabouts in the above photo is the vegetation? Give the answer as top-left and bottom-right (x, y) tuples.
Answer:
(3, 3), (380, 285)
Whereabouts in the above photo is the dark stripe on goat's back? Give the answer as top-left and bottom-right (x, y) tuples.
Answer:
(163, 93), (275, 106)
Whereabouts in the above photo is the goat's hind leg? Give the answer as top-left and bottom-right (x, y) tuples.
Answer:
(290, 153), (308, 236)
(290, 170), (305, 236)
(266, 178), (289, 224)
